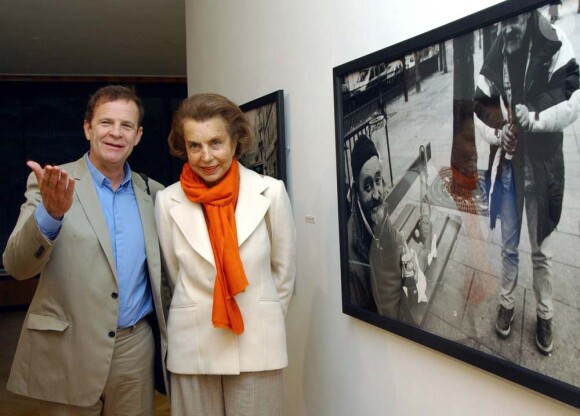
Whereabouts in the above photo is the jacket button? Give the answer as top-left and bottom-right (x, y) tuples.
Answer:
(108, 331), (115, 338)
(111, 292), (118, 299)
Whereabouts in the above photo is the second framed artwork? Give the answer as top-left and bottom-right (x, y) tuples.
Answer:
(333, 0), (580, 408)
(239, 90), (287, 184)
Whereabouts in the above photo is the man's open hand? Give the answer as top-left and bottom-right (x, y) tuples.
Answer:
(27, 161), (75, 220)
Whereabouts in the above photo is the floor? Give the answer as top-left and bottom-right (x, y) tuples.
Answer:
(0, 307), (170, 416)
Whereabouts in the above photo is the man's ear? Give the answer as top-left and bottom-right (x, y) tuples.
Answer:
(83, 120), (91, 141)
(135, 126), (144, 146)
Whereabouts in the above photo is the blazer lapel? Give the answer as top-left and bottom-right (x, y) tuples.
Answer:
(170, 192), (216, 267)
(72, 157), (117, 279)
(132, 173), (161, 291)
(236, 164), (270, 247)
(169, 165), (271, 265)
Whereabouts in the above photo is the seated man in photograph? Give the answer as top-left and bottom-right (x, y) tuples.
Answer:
(347, 135), (430, 323)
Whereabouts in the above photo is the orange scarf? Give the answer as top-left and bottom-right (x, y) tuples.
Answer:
(180, 159), (248, 335)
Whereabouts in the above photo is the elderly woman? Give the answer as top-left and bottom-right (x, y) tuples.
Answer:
(155, 93), (296, 415)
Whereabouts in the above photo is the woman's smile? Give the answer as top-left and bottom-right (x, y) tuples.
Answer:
(183, 116), (236, 187)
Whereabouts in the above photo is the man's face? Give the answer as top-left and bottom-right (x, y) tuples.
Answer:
(356, 155), (385, 228)
(501, 13), (529, 54)
(83, 99), (143, 174)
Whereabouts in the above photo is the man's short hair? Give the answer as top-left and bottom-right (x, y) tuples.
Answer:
(84, 85), (145, 126)
(351, 134), (379, 183)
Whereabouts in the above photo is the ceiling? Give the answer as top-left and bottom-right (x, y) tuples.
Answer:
(0, 0), (186, 78)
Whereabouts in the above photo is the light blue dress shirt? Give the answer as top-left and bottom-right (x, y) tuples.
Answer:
(35, 153), (153, 328)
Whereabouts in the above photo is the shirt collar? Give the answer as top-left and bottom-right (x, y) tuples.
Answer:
(84, 152), (132, 189)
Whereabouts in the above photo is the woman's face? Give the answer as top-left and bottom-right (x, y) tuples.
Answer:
(183, 116), (237, 187)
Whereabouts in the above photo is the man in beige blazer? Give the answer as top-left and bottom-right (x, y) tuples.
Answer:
(2, 85), (168, 415)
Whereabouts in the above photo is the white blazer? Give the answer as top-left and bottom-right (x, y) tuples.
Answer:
(155, 164), (296, 375)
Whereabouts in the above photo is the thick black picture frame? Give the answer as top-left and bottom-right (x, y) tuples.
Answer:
(333, 0), (580, 408)
(239, 90), (287, 184)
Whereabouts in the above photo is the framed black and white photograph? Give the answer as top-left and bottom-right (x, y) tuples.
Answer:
(333, 0), (580, 408)
(239, 90), (287, 184)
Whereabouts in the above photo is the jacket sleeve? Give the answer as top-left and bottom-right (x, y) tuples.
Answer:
(155, 190), (178, 296)
(268, 180), (296, 317)
(146, 178), (172, 319)
(2, 172), (56, 280)
(474, 74), (508, 131)
(369, 210), (406, 320)
(148, 178), (165, 202)
(529, 32), (580, 132)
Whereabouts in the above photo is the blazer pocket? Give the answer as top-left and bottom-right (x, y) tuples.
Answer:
(26, 313), (70, 331)
(260, 300), (287, 366)
(260, 270), (281, 301)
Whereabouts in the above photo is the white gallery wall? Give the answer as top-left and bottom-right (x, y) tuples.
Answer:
(184, 0), (578, 414)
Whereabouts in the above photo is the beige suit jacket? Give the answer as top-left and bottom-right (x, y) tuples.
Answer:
(2, 156), (169, 406)
(155, 164), (296, 375)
